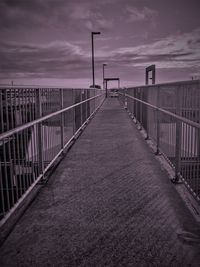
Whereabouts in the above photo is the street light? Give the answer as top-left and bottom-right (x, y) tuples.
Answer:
(103, 63), (107, 89)
(91, 31), (101, 87)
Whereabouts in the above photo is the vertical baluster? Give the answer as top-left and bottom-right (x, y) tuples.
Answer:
(0, 90), (6, 216)
(60, 88), (64, 151)
(155, 86), (160, 155)
(36, 89), (44, 176)
(174, 86), (182, 182)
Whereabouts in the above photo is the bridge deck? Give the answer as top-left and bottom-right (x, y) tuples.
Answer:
(0, 98), (200, 267)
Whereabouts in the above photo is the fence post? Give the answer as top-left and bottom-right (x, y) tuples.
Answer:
(36, 89), (44, 175)
(81, 89), (83, 125)
(105, 81), (108, 98)
(60, 88), (64, 151)
(173, 86), (182, 182)
(72, 89), (75, 134)
(86, 89), (88, 120)
(155, 86), (160, 155)
(198, 129), (200, 158)
(135, 89), (139, 122)
(124, 89), (127, 109)
(139, 88), (142, 130)
(144, 87), (149, 140)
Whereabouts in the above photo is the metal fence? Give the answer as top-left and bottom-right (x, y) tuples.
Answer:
(119, 80), (200, 202)
(0, 87), (105, 222)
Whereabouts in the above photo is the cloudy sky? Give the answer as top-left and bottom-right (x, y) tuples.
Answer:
(0, 0), (200, 87)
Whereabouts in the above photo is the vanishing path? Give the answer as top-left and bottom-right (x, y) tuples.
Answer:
(0, 98), (200, 267)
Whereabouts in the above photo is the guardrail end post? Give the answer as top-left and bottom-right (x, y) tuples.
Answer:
(60, 88), (64, 151)
(171, 174), (183, 184)
(154, 148), (161, 155)
(36, 89), (44, 175)
(175, 86), (182, 187)
(171, 177), (178, 183)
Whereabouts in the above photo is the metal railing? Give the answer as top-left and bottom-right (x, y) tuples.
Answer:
(0, 87), (105, 222)
(119, 80), (200, 201)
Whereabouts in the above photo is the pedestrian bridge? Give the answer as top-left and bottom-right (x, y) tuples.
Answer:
(0, 81), (200, 266)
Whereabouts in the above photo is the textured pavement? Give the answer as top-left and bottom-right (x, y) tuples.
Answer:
(0, 98), (200, 267)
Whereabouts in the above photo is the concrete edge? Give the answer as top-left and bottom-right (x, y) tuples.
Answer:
(125, 107), (200, 223)
(0, 183), (43, 247)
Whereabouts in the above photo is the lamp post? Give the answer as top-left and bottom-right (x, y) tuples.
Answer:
(91, 31), (101, 87)
(103, 63), (107, 89)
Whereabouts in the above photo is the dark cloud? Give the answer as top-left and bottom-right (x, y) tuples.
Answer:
(0, 0), (71, 30)
(108, 51), (195, 67)
(1, 34), (199, 80)
(0, 41), (90, 79)
(2, 0), (69, 12)
(126, 6), (158, 22)
(0, 0), (113, 32)
(0, 0), (199, 85)
(3, 0), (45, 10)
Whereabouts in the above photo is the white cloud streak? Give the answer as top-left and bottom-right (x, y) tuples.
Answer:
(110, 28), (200, 69)
(0, 27), (199, 80)
(126, 6), (158, 22)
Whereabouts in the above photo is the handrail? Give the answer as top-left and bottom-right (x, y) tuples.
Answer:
(119, 82), (200, 202)
(122, 79), (200, 90)
(0, 86), (102, 89)
(0, 92), (104, 141)
(0, 87), (105, 224)
(123, 93), (200, 129)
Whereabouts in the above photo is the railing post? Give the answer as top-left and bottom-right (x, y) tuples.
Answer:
(155, 86), (160, 155)
(135, 89), (139, 123)
(198, 81), (200, 159)
(133, 89), (136, 121)
(94, 89), (96, 110)
(173, 86), (182, 182)
(174, 120), (182, 182)
(81, 89), (83, 125)
(85, 89), (88, 120)
(198, 128), (200, 158)
(144, 87), (149, 140)
(36, 89), (44, 175)
(138, 88), (142, 130)
(124, 89), (127, 109)
(105, 81), (108, 98)
(60, 88), (64, 150)
(72, 89), (75, 134)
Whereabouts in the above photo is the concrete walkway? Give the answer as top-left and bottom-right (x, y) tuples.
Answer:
(0, 98), (200, 267)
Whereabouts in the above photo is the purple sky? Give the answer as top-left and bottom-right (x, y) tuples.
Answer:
(0, 0), (200, 87)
